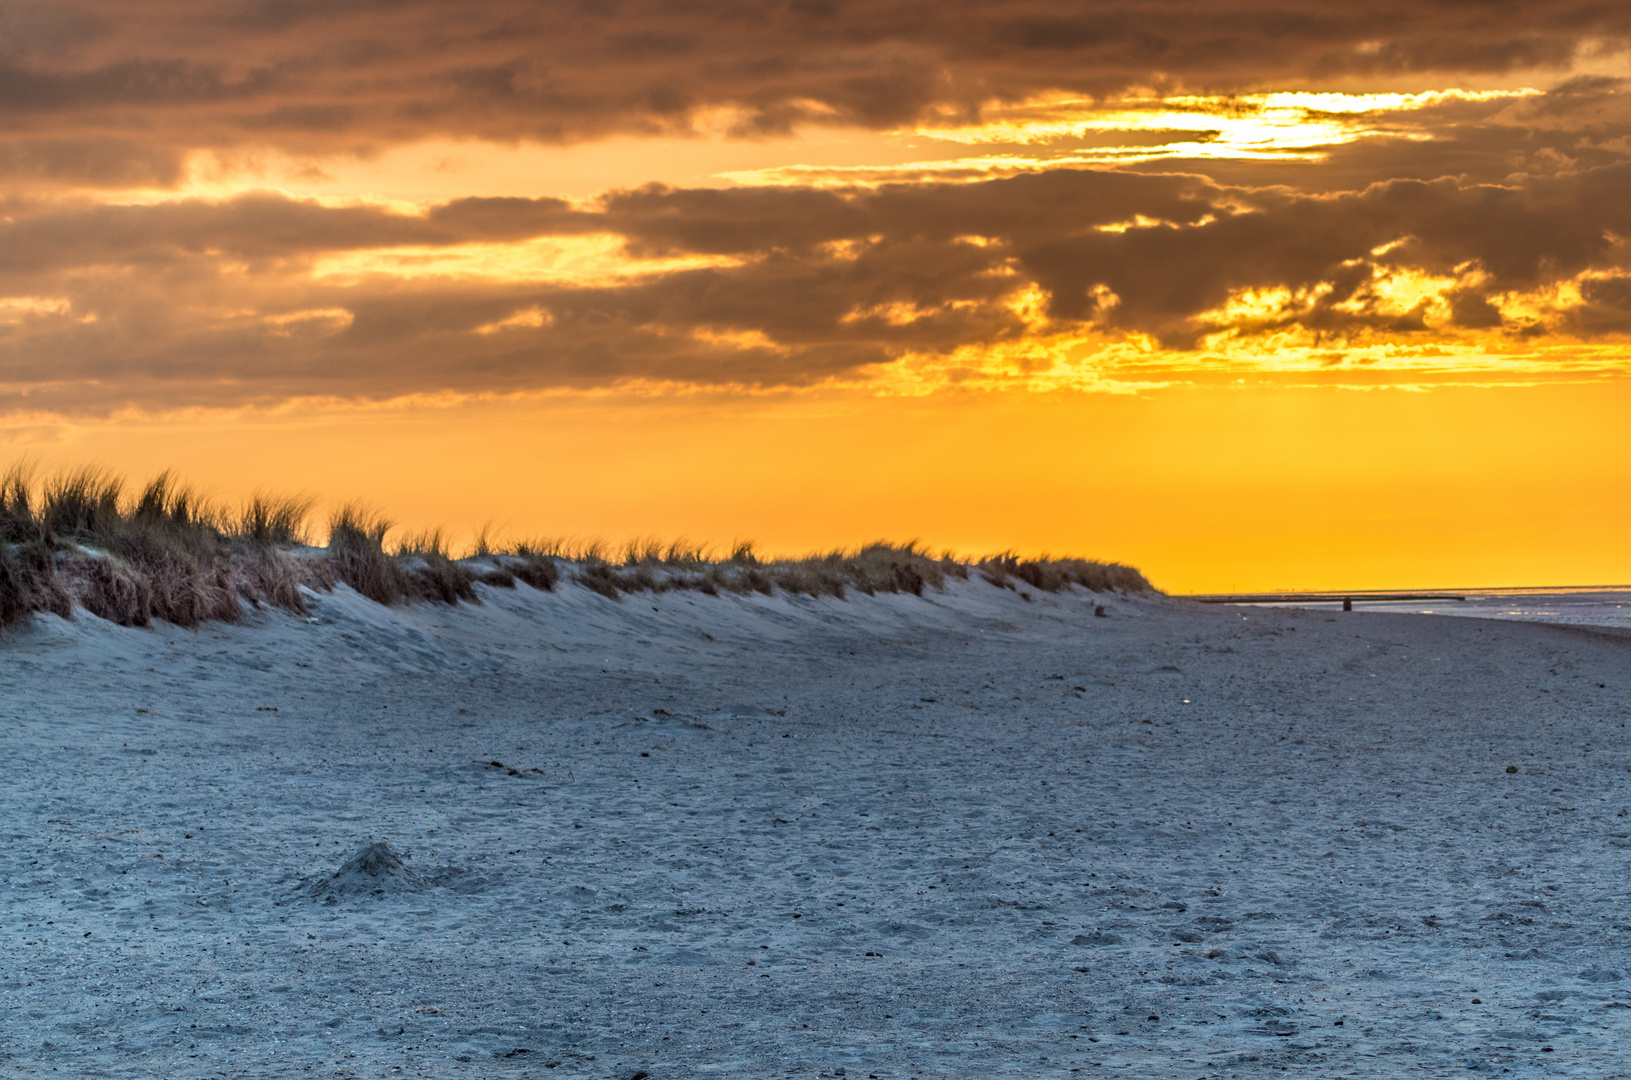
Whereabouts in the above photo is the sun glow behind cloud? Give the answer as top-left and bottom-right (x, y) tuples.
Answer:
(25, 81), (1607, 402)
(917, 88), (1537, 145)
(719, 88), (1542, 185)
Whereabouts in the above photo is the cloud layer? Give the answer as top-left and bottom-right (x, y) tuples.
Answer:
(0, 2), (1629, 412)
(2, 161), (1629, 412)
(2, 0), (1628, 166)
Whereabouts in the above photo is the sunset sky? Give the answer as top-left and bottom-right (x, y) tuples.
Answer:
(2, 0), (1628, 591)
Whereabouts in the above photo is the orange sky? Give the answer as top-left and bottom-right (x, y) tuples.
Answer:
(1, 1), (1628, 591)
(11, 376), (1627, 593)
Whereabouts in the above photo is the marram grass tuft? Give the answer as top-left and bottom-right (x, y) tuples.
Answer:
(0, 466), (1152, 632)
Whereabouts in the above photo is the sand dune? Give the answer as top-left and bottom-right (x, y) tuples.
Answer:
(2, 578), (1628, 1077)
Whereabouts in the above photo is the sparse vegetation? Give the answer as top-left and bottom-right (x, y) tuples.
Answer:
(977, 552), (1151, 595)
(491, 537), (1151, 601)
(0, 464), (1153, 632)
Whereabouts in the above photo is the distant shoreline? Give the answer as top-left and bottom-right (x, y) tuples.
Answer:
(1183, 584), (1631, 601)
(1183, 585), (1631, 632)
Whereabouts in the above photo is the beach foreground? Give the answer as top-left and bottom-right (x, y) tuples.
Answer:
(2, 580), (1628, 1078)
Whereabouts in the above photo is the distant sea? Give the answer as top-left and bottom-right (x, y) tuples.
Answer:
(1237, 587), (1631, 630)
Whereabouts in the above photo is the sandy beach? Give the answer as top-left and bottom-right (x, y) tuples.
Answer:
(3, 578), (1629, 1078)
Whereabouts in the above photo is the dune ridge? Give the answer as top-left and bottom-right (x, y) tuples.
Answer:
(0, 465), (1151, 632)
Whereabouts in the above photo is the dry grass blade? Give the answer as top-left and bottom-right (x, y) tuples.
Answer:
(238, 493), (314, 548)
(979, 552), (1152, 594)
(41, 468), (124, 544)
(327, 504), (408, 604)
(0, 542), (71, 626)
(394, 527), (451, 559)
(471, 523), (503, 559)
(0, 464), (45, 546)
(495, 545), (562, 592)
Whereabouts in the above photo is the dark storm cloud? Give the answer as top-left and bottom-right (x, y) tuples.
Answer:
(0, 0), (1627, 179)
(2, 166), (1629, 413)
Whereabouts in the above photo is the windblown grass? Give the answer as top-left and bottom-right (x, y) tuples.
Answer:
(327, 504), (408, 605)
(552, 538), (1153, 601)
(0, 464), (1153, 632)
(239, 492), (313, 548)
(977, 552), (1151, 595)
(5, 466), (310, 628)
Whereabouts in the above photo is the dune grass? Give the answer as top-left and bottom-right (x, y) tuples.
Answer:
(0, 466), (327, 628)
(0, 465), (1153, 631)
(561, 540), (958, 600)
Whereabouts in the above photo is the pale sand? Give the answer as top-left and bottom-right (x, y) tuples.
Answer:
(2, 578), (1628, 1078)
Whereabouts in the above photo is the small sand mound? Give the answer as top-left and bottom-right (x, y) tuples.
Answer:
(308, 840), (422, 900)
